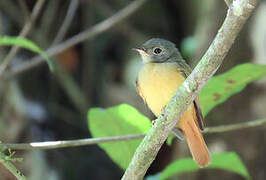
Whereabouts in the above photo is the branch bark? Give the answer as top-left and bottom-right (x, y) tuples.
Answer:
(122, 0), (258, 179)
(1, 118), (265, 150)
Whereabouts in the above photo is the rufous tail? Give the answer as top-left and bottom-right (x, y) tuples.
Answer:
(181, 119), (211, 167)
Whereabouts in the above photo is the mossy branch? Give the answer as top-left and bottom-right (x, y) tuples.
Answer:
(0, 150), (26, 180)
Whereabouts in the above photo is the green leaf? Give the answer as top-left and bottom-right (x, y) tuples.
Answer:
(207, 152), (250, 179)
(166, 135), (175, 146)
(200, 63), (266, 116)
(88, 104), (151, 170)
(146, 152), (250, 180)
(0, 36), (54, 72)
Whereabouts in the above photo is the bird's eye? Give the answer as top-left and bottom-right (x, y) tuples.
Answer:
(153, 48), (162, 54)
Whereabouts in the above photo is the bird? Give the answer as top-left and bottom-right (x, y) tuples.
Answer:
(135, 38), (211, 167)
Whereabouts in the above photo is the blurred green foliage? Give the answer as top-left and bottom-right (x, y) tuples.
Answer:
(88, 104), (151, 170)
(180, 36), (198, 58)
(88, 63), (266, 176)
(0, 36), (53, 71)
(146, 152), (250, 180)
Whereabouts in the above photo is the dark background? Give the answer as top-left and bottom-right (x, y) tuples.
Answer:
(0, 0), (265, 179)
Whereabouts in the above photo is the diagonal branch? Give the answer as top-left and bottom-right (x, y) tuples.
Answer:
(122, 0), (259, 179)
(4, 0), (148, 79)
(52, 0), (79, 44)
(0, 0), (46, 76)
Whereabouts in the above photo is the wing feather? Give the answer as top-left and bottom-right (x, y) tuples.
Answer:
(177, 60), (204, 130)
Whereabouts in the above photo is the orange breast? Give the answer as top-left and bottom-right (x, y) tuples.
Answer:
(137, 62), (196, 127)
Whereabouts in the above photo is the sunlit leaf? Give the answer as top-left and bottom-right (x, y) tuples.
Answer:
(200, 63), (266, 116)
(146, 152), (250, 180)
(0, 36), (53, 71)
(88, 104), (151, 170)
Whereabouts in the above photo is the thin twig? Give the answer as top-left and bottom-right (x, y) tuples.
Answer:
(0, 152), (27, 180)
(95, 0), (146, 42)
(40, 0), (60, 37)
(17, 0), (30, 19)
(4, 0), (148, 79)
(122, 0), (258, 179)
(1, 134), (146, 150)
(204, 118), (266, 133)
(0, 0), (46, 75)
(0, 118), (265, 150)
(48, 0), (88, 114)
(52, 0), (79, 44)
(18, 0), (45, 37)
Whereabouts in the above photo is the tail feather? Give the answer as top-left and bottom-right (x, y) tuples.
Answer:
(181, 119), (211, 167)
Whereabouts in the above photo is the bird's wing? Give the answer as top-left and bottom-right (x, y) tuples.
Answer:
(177, 60), (204, 130)
(193, 97), (204, 130)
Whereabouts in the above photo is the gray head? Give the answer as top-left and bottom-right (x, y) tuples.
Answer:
(135, 38), (182, 63)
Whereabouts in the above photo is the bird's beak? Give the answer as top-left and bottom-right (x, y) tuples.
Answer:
(133, 47), (151, 63)
(132, 47), (146, 53)
(132, 47), (149, 55)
